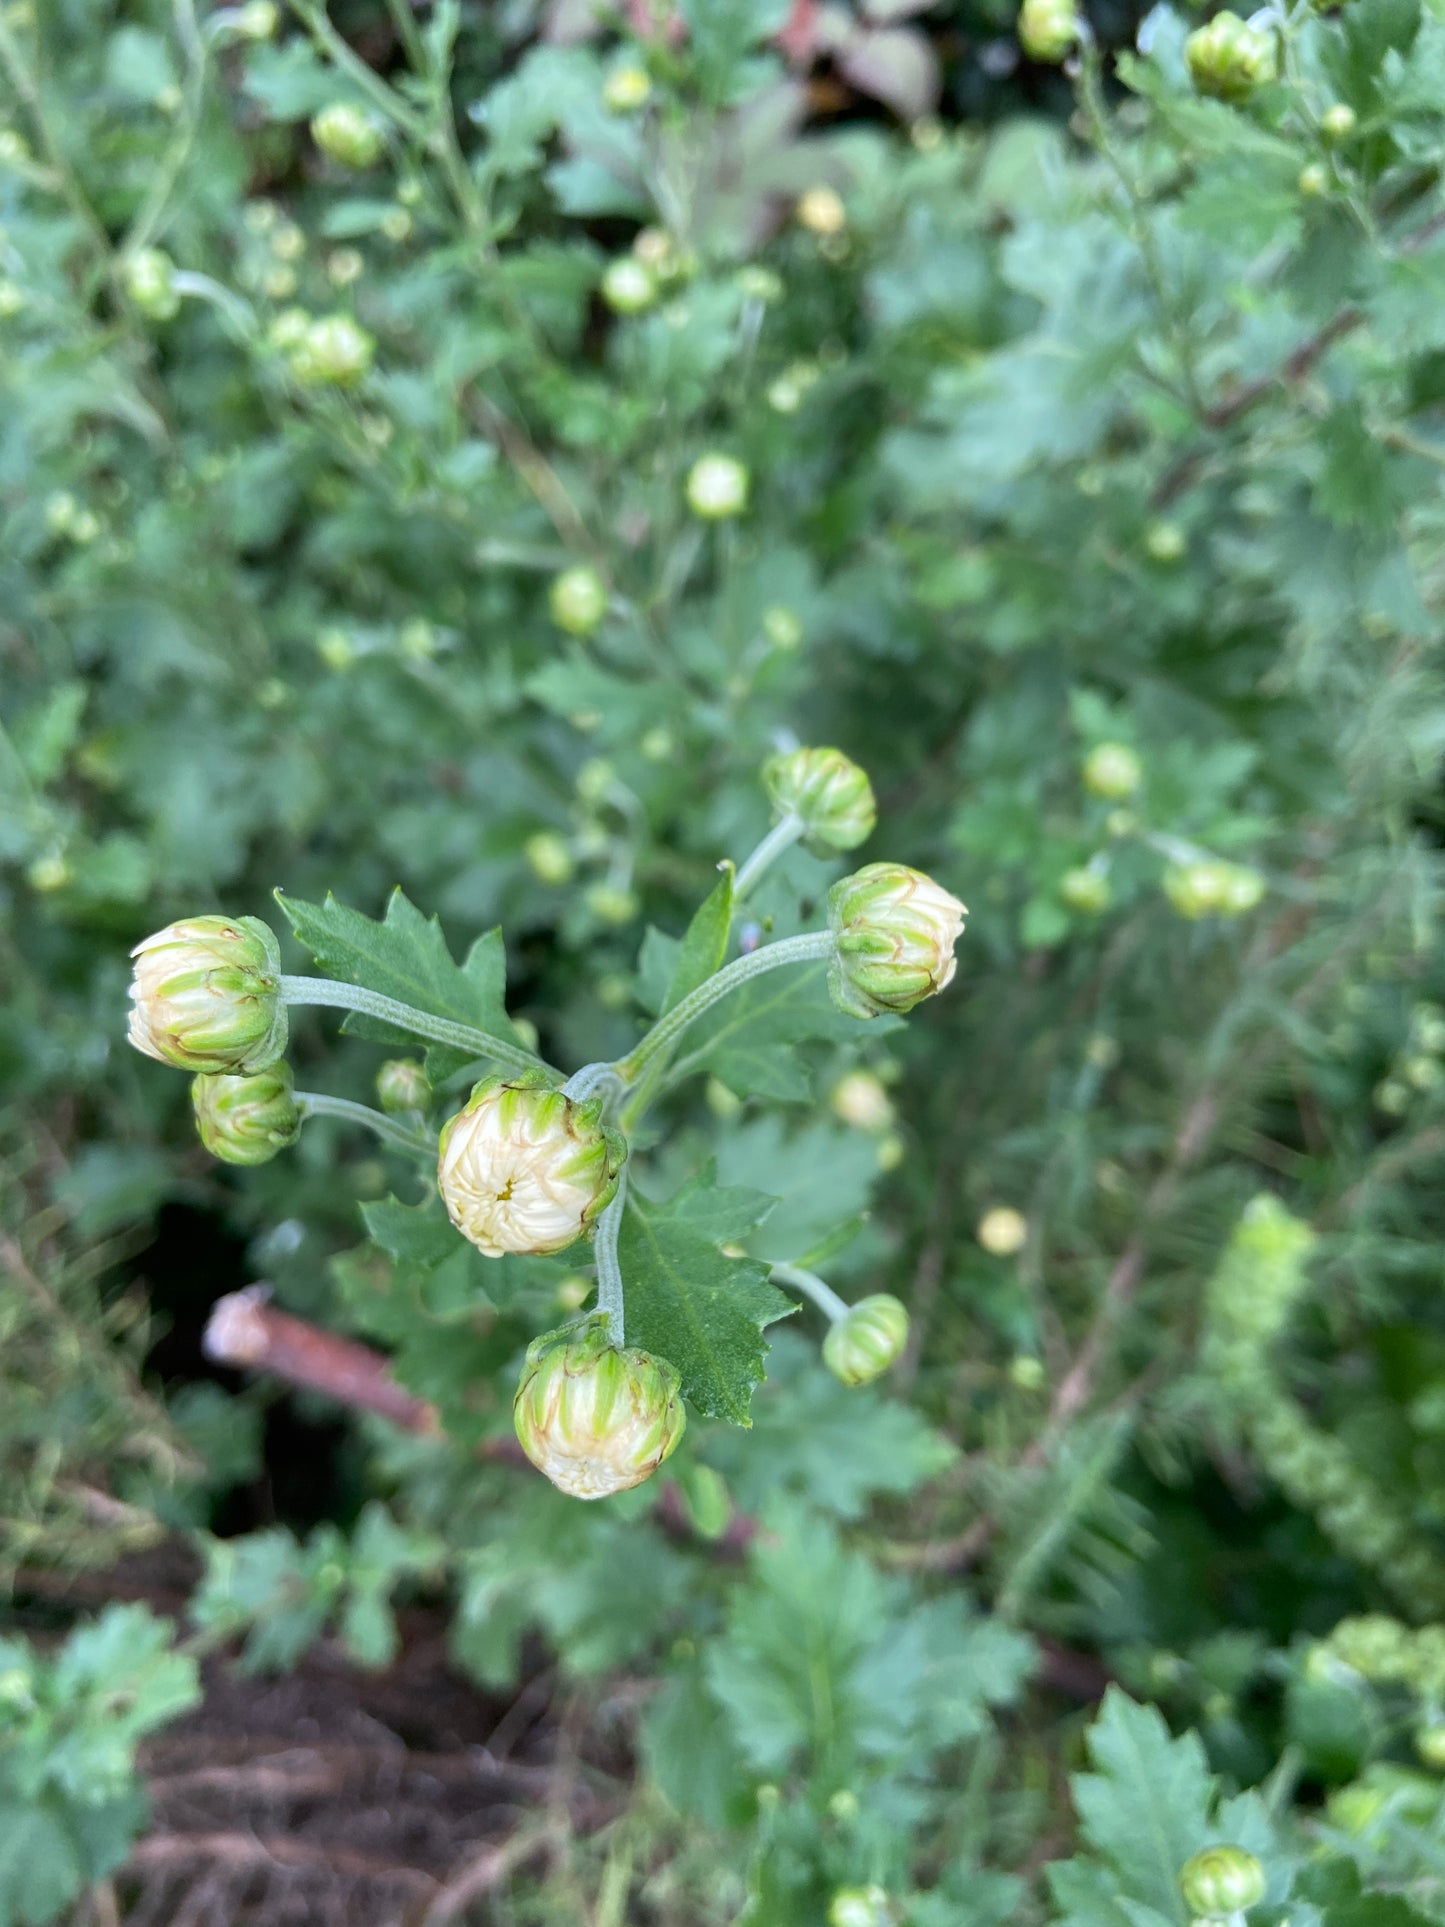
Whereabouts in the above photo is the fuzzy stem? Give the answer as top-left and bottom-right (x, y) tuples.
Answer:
(593, 1174), (628, 1349)
(615, 931), (834, 1083)
(278, 976), (543, 1074)
(733, 814), (805, 902)
(294, 1091), (436, 1157)
(770, 1262), (850, 1325)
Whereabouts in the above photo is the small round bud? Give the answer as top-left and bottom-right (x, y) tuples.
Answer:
(762, 605), (803, 650)
(291, 315), (375, 387)
(235, 1), (279, 39)
(1374, 1077), (1410, 1115)
(525, 831), (575, 886)
(797, 184), (847, 235)
(686, 453), (750, 520)
(831, 1070), (893, 1132)
(1082, 742), (1142, 800)
(45, 491), (78, 536)
(549, 564), (609, 635)
(1060, 867), (1112, 914)
(828, 1788), (860, 1823)
(763, 745), (876, 853)
(1298, 162), (1330, 197)
(311, 102), (384, 169)
(641, 726), (673, 761)
(1178, 1848), (1266, 1919)
(1145, 519), (1185, 563)
(768, 375), (803, 413)
(317, 626), (355, 671)
(192, 1065), (301, 1165)
(124, 247), (179, 321)
(1185, 13), (1277, 103)
(600, 256), (657, 315)
(576, 757), (615, 804)
(584, 882), (639, 926)
(1416, 1724), (1445, 1771)
(977, 1206), (1028, 1255)
(268, 306), (311, 352)
(128, 916), (288, 1074)
(1010, 1354), (1046, 1390)
(737, 265), (783, 303)
(376, 1059), (432, 1114)
(602, 65), (653, 111)
(1163, 860), (1264, 919)
(827, 863), (966, 1020)
(437, 1072), (625, 1259)
(381, 207), (413, 242)
(633, 226), (688, 280)
(1018, 0), (1081, 61)
(1405, 1054), (1442, 1091)
(1321, 102), (1356, 141)
(270, 221), (306, 263)
(823, 1294), (909, 1386)
(327, 246), (365, 286)
(513, 1315), (685, 1499)
(829, 1887), (890, 1927)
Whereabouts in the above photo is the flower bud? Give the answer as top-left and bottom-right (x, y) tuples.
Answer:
(128, 916), (288, 1074)
(762, 605), (803, 650)
(1185, 13), (1277, 103)
(1298, 162), (1329, 196)
(438, 1072), (624, 1258)
(1082, 742), (1142, 799)
(311, 102), (384, 169)
(603, 64), (652, 111)
(686, 453), (749, 520)
(737, 265), (783, 303)
(376, 1058), (432, 1115)
(601, 256), (657, 314)
(827, 863), (966, 1020)
(831, 1069), (893, 1132)
(525, 831), (575, 886)
(1018, 0), (1080, 61)
(548, 564), (609, 635)
(1060, 867), (1112, 914)
(978, 1205), (1028, 1255)
(1178, 1848), (1266, 1919)
(797, 185), (847, 235)
(584, 882), (639, 925)
(823, 1294), (909, 1386)
(1163, 860), (1264, 919)
(829, 1887), (890, 1927)
(763, 746), (877, 853)
(1417, 1724), (1445, 1771)
(124, 247), (179, 321)
(235, 1), (279, 39)
(1145, 519), (1186, 563)
(291, 315), (375, 387)
(513, 1315), (685, 1499)
(192, 1065), (301, 1165)
(1321, 101), (1356, 141)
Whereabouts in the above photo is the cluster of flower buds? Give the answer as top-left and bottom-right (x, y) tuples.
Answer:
(437, 1071), (625, 1258)
(823, 1294), (910, 1386)
(1185, 12), (1277, 102)
(764, 746), (876, 853)
(1163, 859), (1264, 919)
(284, 313), (376, 388)
(1018, 0), (1082, 61)
(1178, 1847), (1266, 1920)
(513, 1316), (686, 1499)
(828, 863), (966, 1020)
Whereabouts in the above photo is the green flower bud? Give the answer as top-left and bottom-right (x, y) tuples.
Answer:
(603, 65), (652, 111)
(1185, 13), (1277, 103)
(600, 256), (656, 314)
(763, 745), (877, 853)
(1145, 519), (1186, 563)
(827, 862), (966, 1020)
(823, 1294), (910, 1386)
(1018, 0), (1081, 61)
(513, 1314), (685, 1499)
(829, 1887), (891, 1927)
(376, 1058), (432, 1114)
(686, 453), (749, 520)
(1321, 102), (1356, 141)
(1298, 162), (1330, 197)
(549, 564), (609, 635)
(438, 1072), (625, 1258)
(1416, 1724), (1445, 1771)
(1060, 867), (1112, 914)
(831, 1069), (893, 1132)
(235, 1), (279, 39)
(1179, 1848), (1267, 1919)
(585, 881), (639, 925)
(328, 246), (365, 286)
(525, 831), (575, 886)
(192, 1064), (301, 1165)
(124, 246), (179, 321)
(1082, 742), (1142, 799)
(290, 315), (375, 388)
(978, 1205), (1028, 1255)
(737, 265), (783, 303)
(1163, 860), (1264, 919)
(797, 184), (847, 236)
(128, 916), (288, 1074)
(311, 102), (384, 169)
(762, 605), (803, 650)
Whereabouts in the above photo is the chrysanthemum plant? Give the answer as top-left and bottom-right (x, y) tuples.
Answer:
(127, 749), (964, 1499)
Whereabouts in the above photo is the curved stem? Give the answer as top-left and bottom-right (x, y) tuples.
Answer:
(770, 1262), (849, 1325)
(279, 976), (544, 1075)
(733, 814), (804, 902)
(562, 1062), (627, 1111)
(294, 1091), (435, 1157)
(593, 1173), (628, 1348)
(615, 931), (834, 1083)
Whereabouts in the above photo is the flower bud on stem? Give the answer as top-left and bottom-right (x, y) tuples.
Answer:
(293, 1090), (436, 1158)
(277, 975), (544, 1076)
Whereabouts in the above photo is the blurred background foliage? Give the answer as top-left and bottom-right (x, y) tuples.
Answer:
(5, 0), (1445, 1920)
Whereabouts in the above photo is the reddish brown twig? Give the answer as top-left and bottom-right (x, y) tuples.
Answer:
(203, 1287), (438, 1436)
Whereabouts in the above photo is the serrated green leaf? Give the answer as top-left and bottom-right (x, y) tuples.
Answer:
(672, 960), (877, 1101)
(361, 1193), (461, 1269)
(664, 872), (735, 1013)
(276, 886), (522, 1079)
(621, 1174), (794, 1423)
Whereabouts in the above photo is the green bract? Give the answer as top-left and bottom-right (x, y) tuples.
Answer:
(763, 746), (877, 853)
(828, 863), (966, 1019)
(823, 1294), (910, 1386)
(1185, 13), (1278, 102)
(1178, 1847), (1267, 1918)
(192, 1065), (301, 1165)
(437, 1072), (624, 1258)
(513, 1315), (686, 1499)
(127, 916), (288, 1074)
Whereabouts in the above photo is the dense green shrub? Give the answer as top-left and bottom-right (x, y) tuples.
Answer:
(5, 0), (1445, 1920)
